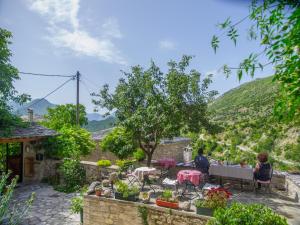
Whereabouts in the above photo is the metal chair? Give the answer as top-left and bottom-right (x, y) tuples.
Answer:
(254, 167), (273, 193)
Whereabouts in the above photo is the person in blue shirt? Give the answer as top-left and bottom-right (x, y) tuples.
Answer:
(194, 147), (210, 174)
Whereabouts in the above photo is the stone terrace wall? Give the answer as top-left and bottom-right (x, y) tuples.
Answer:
(81, 161), (102, 184)
(81, 139), (191, 163)
(286, 175), (300, 202)
(84, 195), (210, 225)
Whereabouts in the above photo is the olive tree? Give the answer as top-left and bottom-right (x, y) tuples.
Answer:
(93, 56), (217, 166)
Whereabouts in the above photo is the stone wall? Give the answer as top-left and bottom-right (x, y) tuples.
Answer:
(286, 175), (300, 202)
(81, 161), (102, 184)
(81, 139), (191, 163)
(22, 141), (60, 183)
(83, 195), (210, 225)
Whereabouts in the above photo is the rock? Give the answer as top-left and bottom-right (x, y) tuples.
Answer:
(103, 189), (112, 197)
(87, 181), (101, 195)
(102, 179), (110, 187)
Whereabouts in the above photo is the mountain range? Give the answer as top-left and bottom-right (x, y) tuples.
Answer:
(10, 99), (105, 122)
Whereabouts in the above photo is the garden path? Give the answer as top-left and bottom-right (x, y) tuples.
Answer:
(11, 183), (80, 225)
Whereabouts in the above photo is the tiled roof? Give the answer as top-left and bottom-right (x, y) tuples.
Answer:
(0, 123), (57, 140)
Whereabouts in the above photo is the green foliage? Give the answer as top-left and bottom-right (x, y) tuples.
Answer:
(208, 202), (288, 225)
(97, 159), (111, 167)
(137, 206), (149, 225)
(0, 172), (35, 225)
(70, 196), (83, 214)
(133, 148), (146, 161)
(161, 189), (173, 201)
(93, 56), (217, 165)
(213, 1), (300, 120)
(100, 127), (137, 159)
(43, 104), (88, 130)
(0, 28), (30, 134)
(44, 126), (95, 159)
(57, 159), (86, 193)
(115, 159), (135, 172)
(115, 181), (139, 198)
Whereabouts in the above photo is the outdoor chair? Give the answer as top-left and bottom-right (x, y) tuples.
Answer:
(254, 167), (273, 194)
(162, 178), (178, 193)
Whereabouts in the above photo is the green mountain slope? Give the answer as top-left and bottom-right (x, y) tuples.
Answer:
(14, 99), (56, 116)
(84, 116), (116, 132)
(197, 76), (300, 172)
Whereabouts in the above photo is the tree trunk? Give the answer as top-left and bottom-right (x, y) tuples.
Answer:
(146, 151), (153, 167)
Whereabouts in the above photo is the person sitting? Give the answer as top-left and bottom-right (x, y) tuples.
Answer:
(254, 152), (272, 188)
(194, 147), (210, 174)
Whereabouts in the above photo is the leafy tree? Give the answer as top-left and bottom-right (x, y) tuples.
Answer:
(43, 104), (88, 129)
(0, 28), (30, 134)
(100, 127), (138, 159)
(42, 104), (94, 159)
(93, 56), (217, 166)
(212, 0), (300, 120)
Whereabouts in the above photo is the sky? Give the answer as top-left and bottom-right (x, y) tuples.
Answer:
(0, 0), (273, 113)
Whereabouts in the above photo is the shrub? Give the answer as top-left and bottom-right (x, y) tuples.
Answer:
(57, 159), (86, 193)
(116, 159), (135, 172)
(70, 196), (83, 214)
(0, 172), (35, 224)
(195, 188), (231, 209)
(208, 203), (288, 225)
(115, 181), (139, 198)
(133, 149), (146, 161)
(97, 159), (111, 167)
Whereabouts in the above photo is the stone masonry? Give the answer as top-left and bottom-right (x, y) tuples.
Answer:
(83, 195), (209, 225)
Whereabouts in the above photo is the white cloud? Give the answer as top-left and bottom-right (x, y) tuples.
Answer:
(26, 0), (126, 65)
(102, 17), (123, 39)
(159, 39), (176, 50)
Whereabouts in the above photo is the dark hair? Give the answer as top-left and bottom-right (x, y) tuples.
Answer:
(198, 147), (204, 155)
(257, 152), (268, 163)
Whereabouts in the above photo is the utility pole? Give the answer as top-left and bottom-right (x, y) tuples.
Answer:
(76, 71), (80, 126)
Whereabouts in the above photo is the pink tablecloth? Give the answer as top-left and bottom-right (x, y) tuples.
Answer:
(177, 170), (202, 186)
(157, 158), (176, 169)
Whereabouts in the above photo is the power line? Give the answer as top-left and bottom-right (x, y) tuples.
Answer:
(19, 71), (75, 78)
(26, 77), (75, 109)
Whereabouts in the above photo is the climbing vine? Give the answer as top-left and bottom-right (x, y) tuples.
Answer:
(137, 206), (149, 225)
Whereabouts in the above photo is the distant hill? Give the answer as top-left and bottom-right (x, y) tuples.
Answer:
(86, 113), (105, 121)
(13, 99), (56, 116)
(203, 76), (300, 171)
(84, 116), (116, 132)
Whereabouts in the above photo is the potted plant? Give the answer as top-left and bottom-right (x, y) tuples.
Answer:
(70, 196), (83, 224)
(139, 192), (151, 203)
(95, 185), (103, 197)
(115, 181), (139, 201)
(156, 189), (179, 209)
(194, 187), (231, 216)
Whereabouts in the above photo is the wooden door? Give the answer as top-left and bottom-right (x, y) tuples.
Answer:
(6, 142), (23, 182)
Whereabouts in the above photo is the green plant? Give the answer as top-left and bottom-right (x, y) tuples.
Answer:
(57, 159), (86, 193)
(137, 206), (149, 225)
(97, 159), (111, 167)
(208, 202), (288, 225)
(0, 172), (35, 225)
(133, 149), (146, 161)
(115, 181), (139, 198)
(95, 185), (102, 191)
(158, 189), (177, 203)
(70, 196), (83, 214)
(100, 127), (138, 159)
(116, 159), (134, 170)
(195, 188), (231, 209)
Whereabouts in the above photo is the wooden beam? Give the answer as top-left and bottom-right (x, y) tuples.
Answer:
(0, 137), (45, 144)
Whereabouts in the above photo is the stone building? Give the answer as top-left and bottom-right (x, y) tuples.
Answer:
(0, 113), (58, 183)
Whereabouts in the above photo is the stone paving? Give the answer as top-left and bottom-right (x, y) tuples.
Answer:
(11, 183), (80, 225)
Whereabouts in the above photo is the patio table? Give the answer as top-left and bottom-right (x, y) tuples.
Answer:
(157, 158), (176, 169)
(177, 170), (202, 186)
(209, 164), (254, 190)
(131, 167), (157, 192)
(177, 170), (202, 199)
